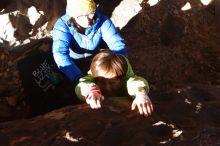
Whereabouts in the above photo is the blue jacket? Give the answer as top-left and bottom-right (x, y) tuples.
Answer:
(52, 8), (127, 83)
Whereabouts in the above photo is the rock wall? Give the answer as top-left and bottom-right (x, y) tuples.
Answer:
(0, 0), (66, 48)
(0, 0), (143, 49)
(123, 0), (219, 88)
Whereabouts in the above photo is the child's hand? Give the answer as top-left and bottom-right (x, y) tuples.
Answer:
(86, 92), (104, 109)
(131, 92), (153, 117)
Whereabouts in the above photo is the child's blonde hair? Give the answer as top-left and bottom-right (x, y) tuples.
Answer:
(90, 50), (127, 79)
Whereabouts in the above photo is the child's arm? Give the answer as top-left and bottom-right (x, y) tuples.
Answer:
(75, 71), (104, 109)
(123, 57), (153, 117)
(126, 76), (153, 117)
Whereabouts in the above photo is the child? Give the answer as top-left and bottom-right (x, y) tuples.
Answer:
(75, 50), (153, 117)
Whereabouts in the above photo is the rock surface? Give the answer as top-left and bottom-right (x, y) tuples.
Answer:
(0, 84), (220, 145)
(0, 0), (66, 48)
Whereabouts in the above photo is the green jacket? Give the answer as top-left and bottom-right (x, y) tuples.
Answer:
(75, 57), (149, 100)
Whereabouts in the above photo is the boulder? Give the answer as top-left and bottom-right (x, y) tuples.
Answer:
(0, 84), (220, 146)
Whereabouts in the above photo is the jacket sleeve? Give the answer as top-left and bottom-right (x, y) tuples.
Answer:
(52, 18), (83, 82)
(124, 57), (149, 98)
(75, 70), (97, 101)
(101, 18), (128, 57)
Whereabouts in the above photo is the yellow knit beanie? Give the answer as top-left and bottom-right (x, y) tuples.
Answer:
(67, 0), (96, 18)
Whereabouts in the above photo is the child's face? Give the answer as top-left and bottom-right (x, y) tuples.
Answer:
(94, 76), (123, 96)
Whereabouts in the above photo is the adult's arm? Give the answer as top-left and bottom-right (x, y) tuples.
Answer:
(52, 18), (83, 82)
(101, 18), (128, 57)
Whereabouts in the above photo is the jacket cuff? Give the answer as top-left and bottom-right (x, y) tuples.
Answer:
(85, 86), (101, 99)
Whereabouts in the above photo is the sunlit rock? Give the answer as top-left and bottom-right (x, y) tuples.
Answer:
(0, 11), (18, 46)
(27, 6), (42, 25)
(147, 0), (160, 6)
(0, 0), (65, 49)
(181, 2), (191, 11)
(200, 0), (212, 6)
(111, 0), (143, 29)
